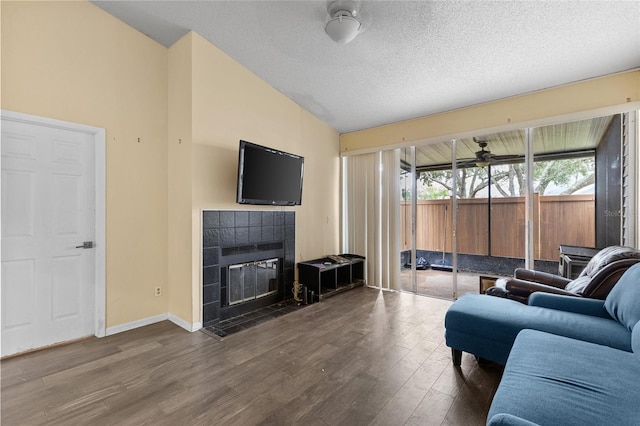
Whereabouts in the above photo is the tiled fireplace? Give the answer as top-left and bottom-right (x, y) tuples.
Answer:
(202, 210), (295, 325)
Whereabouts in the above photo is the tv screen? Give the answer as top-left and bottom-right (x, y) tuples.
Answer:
(237, 140), (304, 206)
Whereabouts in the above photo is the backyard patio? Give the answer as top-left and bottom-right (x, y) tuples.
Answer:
(399, 268), (496, 300)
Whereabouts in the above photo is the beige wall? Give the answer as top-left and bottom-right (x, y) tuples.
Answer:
(2, 2), (341, 329)
(1, 1), (169, 328)
(188, 33), (341, 323)
(167, 34), (194, 324)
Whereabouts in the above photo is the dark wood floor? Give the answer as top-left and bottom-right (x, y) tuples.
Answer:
(1, 287), (502, 425)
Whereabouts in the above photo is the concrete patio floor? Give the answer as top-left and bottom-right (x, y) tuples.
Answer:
(400, 268), (505, 300)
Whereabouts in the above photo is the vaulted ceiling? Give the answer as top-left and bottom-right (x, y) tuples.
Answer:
(92, 0), (640, 135)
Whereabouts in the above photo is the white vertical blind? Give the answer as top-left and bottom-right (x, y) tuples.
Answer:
(380, 150), (401, 290)
(621, 111), (638, 247)
(343, 150), (401, 290)
(343, 153), (376, 284)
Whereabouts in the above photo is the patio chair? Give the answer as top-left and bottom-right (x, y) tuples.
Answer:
(485, 245), (640, 303)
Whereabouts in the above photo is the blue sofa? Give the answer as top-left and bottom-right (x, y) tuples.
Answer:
(445, 292), (632, 365)
(445, 262), (640, 425)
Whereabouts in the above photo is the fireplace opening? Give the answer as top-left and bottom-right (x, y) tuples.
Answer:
(227, 258), (278, 306)
(217, 242), (286, 321)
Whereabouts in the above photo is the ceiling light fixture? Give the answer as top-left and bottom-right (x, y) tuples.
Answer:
(325, 1), (361, 44)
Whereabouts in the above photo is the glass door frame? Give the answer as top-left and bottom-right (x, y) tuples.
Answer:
(409, 146), (418, 293)
(451, 139), (458, 299)
(404, 141), (459, 299)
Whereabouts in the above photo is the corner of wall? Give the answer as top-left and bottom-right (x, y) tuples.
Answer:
(167, 31), (195, 325)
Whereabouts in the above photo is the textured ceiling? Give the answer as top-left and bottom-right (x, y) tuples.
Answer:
(92, 0), (640, 134)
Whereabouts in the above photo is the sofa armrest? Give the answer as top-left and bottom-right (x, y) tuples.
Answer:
(505, 279), (579, 298)
(487, 413), (540, 426)
(528, 292), (611, 318)
(513, 268), (572, 288)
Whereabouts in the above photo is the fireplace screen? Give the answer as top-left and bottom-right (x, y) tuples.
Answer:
(228, 258), (278, 305)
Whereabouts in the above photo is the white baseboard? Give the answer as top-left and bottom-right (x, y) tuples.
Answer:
(106, 313), (168, 336)
(168, 313), (202, 332)
(105, 312), (201, 336)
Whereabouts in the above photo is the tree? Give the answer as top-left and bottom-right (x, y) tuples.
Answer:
(401, 187), (411, 200)
(418, 168), (489, 199)
(418, 157), (595, 199)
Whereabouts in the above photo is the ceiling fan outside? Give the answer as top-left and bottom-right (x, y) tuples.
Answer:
(457, 137), (521, 168)
(474, 139), (493, 167)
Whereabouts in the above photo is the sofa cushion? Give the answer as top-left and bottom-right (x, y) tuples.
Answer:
(604, 262), (640, 331)
(529, 292), (611, 317)
(488, 329), (640, 426)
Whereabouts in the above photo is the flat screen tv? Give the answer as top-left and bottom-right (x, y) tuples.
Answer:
(236, 140), (304, 206)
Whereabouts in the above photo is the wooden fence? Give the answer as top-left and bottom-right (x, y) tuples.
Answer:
(400, 194), (595, 261)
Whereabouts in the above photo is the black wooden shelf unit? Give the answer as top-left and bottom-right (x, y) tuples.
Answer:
(297, 254), (365, 301)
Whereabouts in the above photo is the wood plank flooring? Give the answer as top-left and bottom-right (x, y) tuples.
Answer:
(1, 287), (503, 425)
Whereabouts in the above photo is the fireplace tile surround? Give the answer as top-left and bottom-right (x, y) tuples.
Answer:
(202, 210), (295, 325)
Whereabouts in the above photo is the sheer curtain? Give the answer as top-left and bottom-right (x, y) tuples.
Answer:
(343, 150), (401, 290)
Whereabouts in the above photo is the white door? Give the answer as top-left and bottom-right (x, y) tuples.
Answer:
(1, 114), (102, 356)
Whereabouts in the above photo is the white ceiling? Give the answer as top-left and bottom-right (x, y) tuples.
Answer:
(91, 0), (640, 134)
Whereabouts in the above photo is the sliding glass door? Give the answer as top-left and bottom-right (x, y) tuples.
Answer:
(343, 113), (631, 299)
(406, 140), (458, 299)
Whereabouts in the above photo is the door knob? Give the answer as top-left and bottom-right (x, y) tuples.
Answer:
(75, 241), (94, 249)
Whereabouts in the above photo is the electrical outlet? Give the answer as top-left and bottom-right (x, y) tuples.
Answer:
(155, 287), (161, 297)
